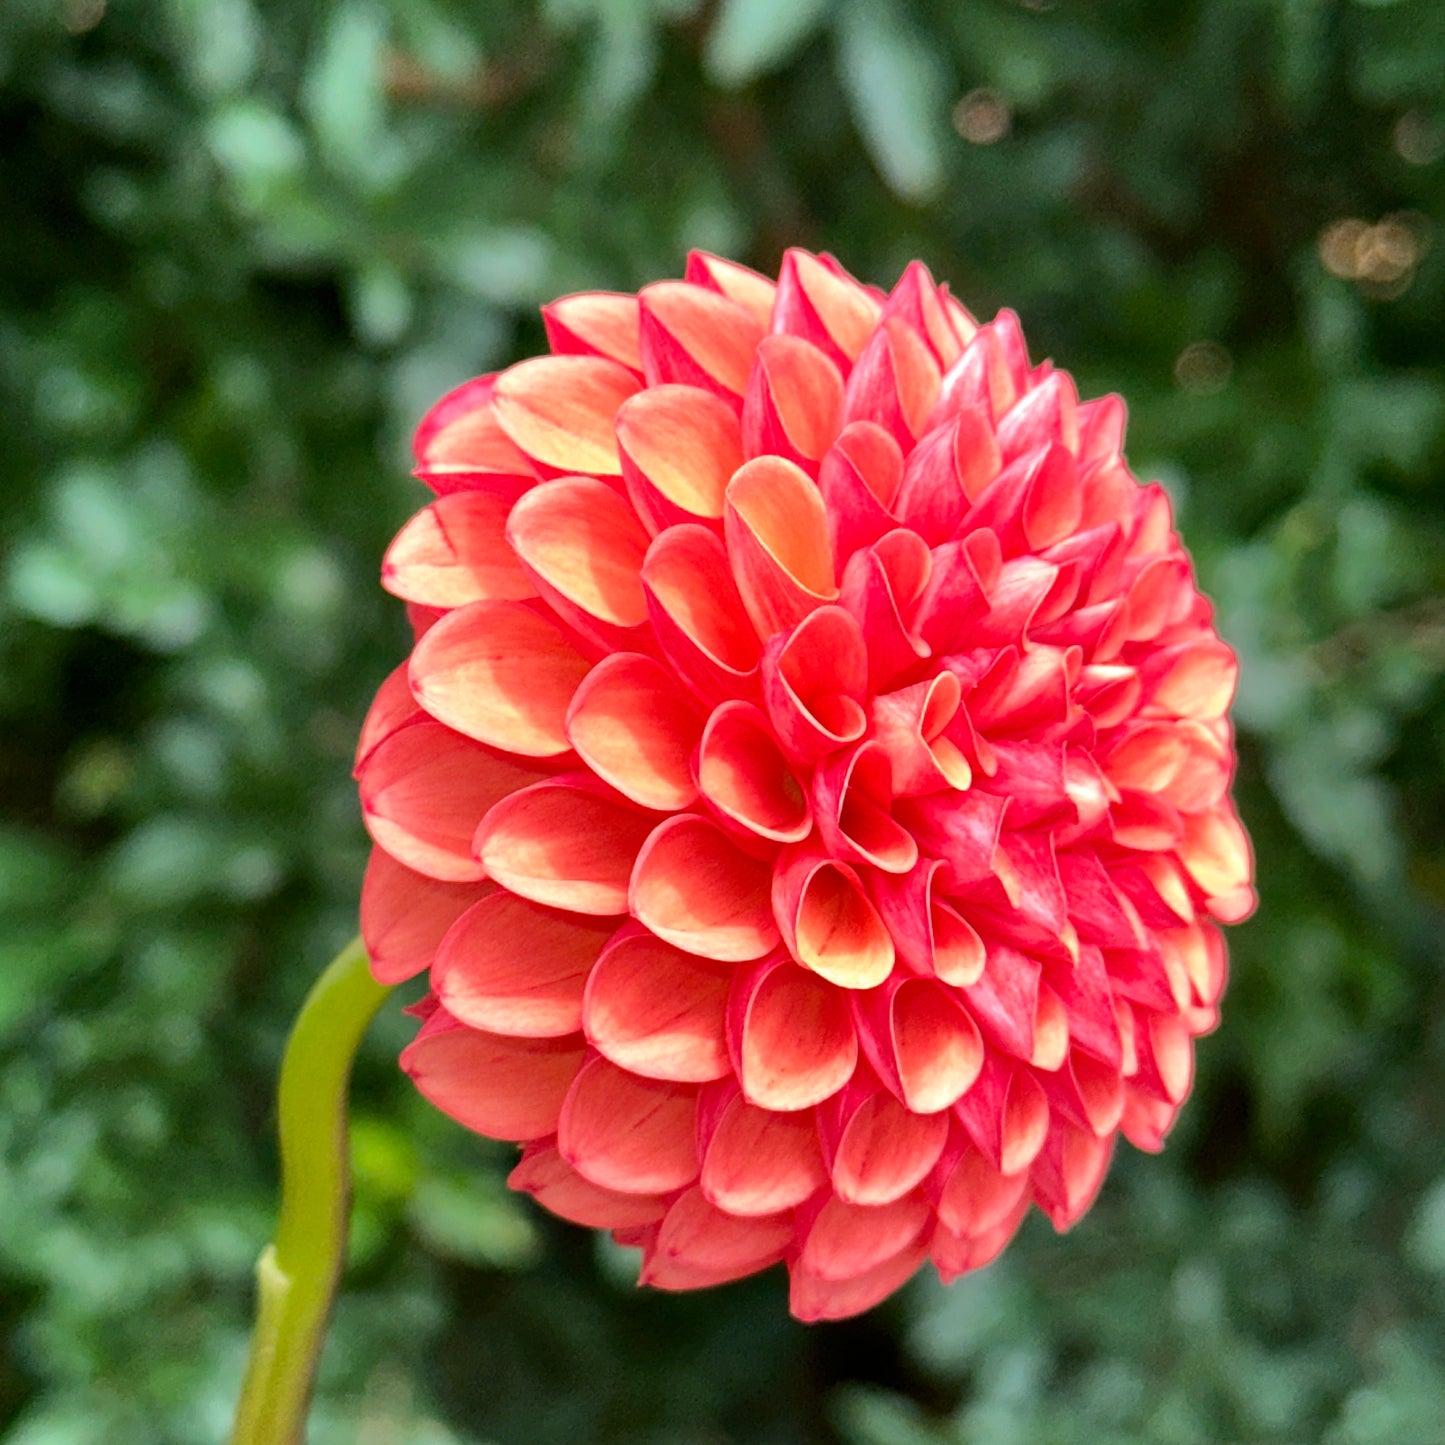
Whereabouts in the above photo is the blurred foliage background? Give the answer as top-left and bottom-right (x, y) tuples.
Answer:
(1, 0), (1443, 1441)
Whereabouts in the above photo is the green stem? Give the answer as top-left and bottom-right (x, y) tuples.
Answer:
(231, 935), (391, 1445)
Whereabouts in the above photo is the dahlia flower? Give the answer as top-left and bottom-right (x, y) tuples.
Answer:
(356, 250), (1254, 1321)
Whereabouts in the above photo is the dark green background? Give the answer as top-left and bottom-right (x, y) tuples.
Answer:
(2, 0), (1443, 1441)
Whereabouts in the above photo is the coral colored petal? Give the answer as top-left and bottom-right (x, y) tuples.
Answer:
(1031, 1122), (1114, 1231)
(842, 316), (942, 449)
(1141, 638), (1239, 719)
(772, 249), (882, 373)
(914, 531), (1003, 651)
(838, 529), (932, 694)
(698, 1084), (829, 1215)
(870, 862), (986, 988)
(615, 384), (744, 531)
(645, 1188), (793, 1287)
(696, 700), (811, 843)
(506, 476), (651, 628)
(887, 977), (985, 1112)
(565, 653), (701, 809)
(789, 1237), (930, 1321)
(728, 955), (858, 1111)
(883, 260), (967, 369)
(893, 408), (1002, 544)
(401, 1009), (584, 1141)
(642, 524), (760, 704)
(1177, 804), (1253, 898)
(583, 928), (732, 1081)
(773, 848), (895, 989)
(1132, 1008), (1195, 1104)
(1103, 721), (1190, 793)
(997, 369), (1080, 464)
(684, 251), (780, 328)
(509, 1143), (667, 1228)
(812, 742), (918, 875)
(432, 892), (614, 1037)
(359, 719), (544, 883)
(557, 1055), (700, 1193)
(408, 600), (591, 757)
(819, 420), (905, 567)
(684, 250), (778, 328)
(760, 605), (869, 764)
(475, 776), (658, 914)
(361, 847), (491, 984)
(796, 1192), (931, 1282)
(825, 1090), (949, 1205)
(725, 455), (838, 638)
(930, 1191), (1030, 1282)
(412, 378), (539, 494)
(869, 672), (971, 796)
(638, 281), (765, 401)
(492, 355), (640, 476)
(382, 491), (535, 608)
(741, 334), (844, 472)
(933, 1143), (1030, 1237)
(954, 1053), (1051, 1175)
(542, 291), (643, 373)
(630, 814), (779, 962)
(355, 661), (422, 772)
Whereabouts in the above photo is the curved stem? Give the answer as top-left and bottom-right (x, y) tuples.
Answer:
(231, 935), (391, 1445)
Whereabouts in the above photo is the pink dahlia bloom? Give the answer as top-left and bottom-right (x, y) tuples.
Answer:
(357, 250), (1255, 1321)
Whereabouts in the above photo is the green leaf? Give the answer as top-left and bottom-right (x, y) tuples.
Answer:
(704, 0), (831, 87)
(833, 0), (948, 202)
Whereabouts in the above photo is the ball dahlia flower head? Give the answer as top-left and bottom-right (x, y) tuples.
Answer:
(357, 249), (1254, 1322)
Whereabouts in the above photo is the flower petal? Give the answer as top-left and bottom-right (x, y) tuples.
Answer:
(727, 954), (858, 1110)
(842, 316), (941, 449)
(811, 742), (918, 875)
(401, 1008), (585, 1141)
(642, 524), (760, 705)
(475, 775), (658, 914)
(542, 291), (643, 373)
(773, 847), (895, 989)
(725, 455), (838, 638)
(509, 1142), (667, 1228)
(408, 599), (592, 757)
(361, 847), (492, 984)
(558, 1055), (700, 1193)
(771, 248), (882, 373)
(382, 491), (535, 608)
(838, 528), (933, 694)
(789, 1237), (930, 1322)
(796, 1191), (930, 1282)
(643, 1188), (792, 1288)
(821, 1086), (949, 1205)
(630, 814), (779, 962)
(492, 355), (641, 476)
(932, 1140), (1030, 1236)
(818, 419), (904, 567)
(741, 334), (844, 473)
(615, 383), (743, 532)
(359, 719), (544, 882)
(432, 892), (614, 1037)
(696, 700), (812, 843)
(506, 476), (651, 629)
(697, 1080), (829, 1215)
(584, 927), (732, 1081)
(870, 860), (986, 987)
(638, 280), (765, 403)
(565, 653), (702, 809)
(759, 605), (868, 763)
(954, 1052), (1050, 1175)
(684, 250), (778, 328)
